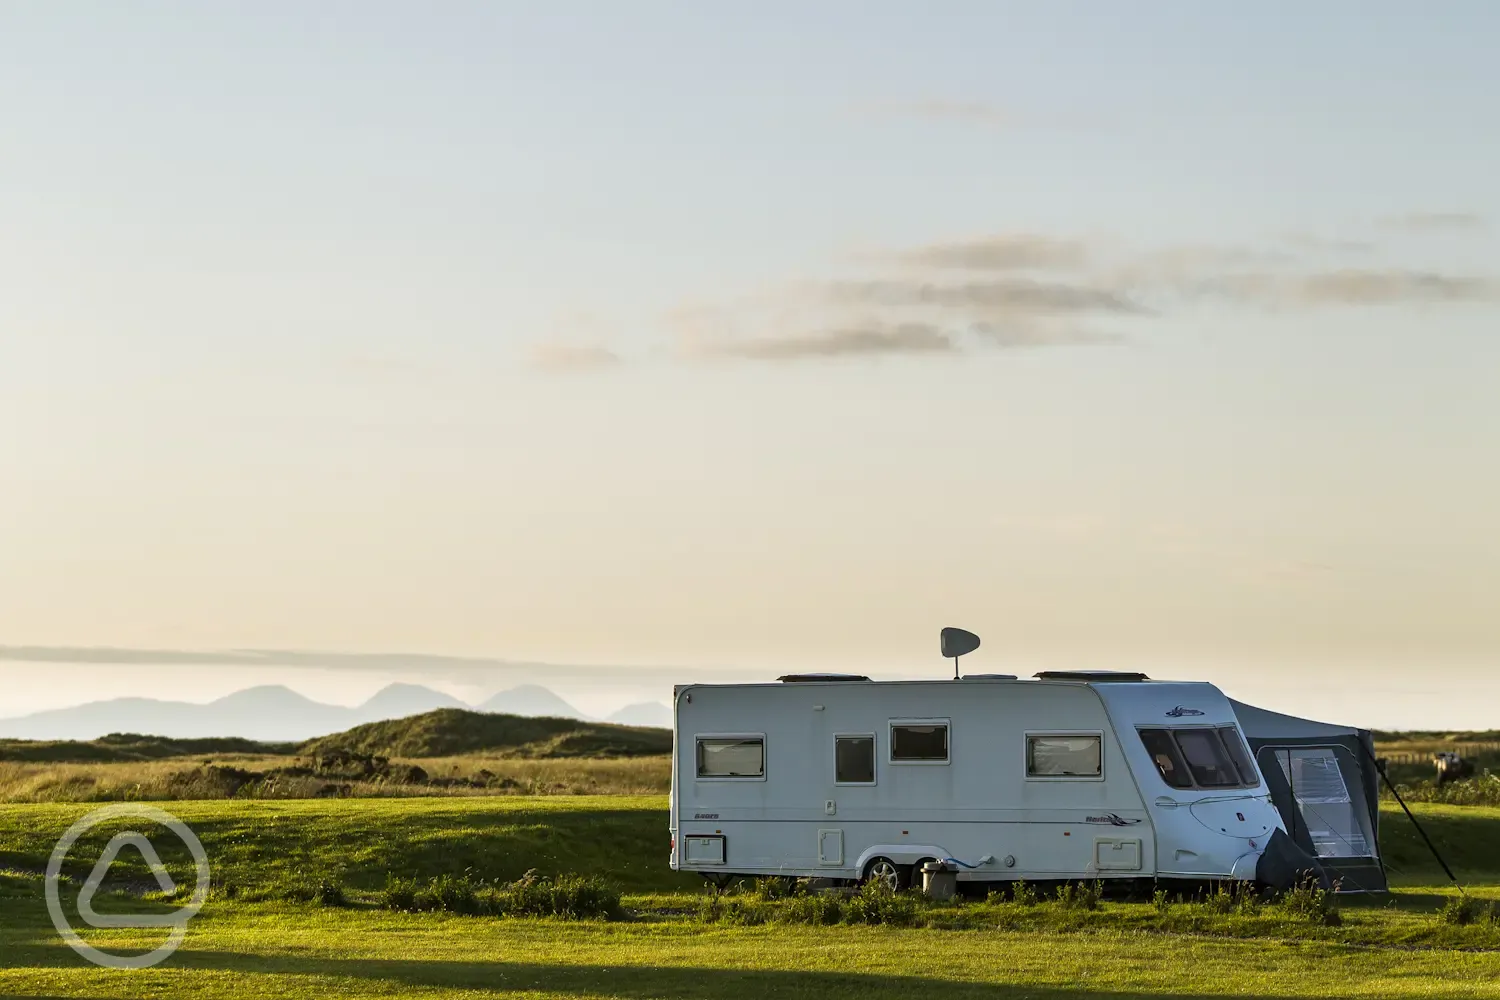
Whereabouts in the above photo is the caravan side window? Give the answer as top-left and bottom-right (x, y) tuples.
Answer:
(1025, 734), (1103, 778)
(834, 734), (876, 784)
(889, 720), (949, 763)
(696, 735), (765, 779)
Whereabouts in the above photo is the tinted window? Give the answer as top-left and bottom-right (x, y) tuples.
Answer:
(891, 724), (948, 761)
(696, 738), (764, 777)
(1026, 735), (1102, 777)
(1139, 728), (1193, 789)
(1173, 729), (1240, 787)
(1217, 726), (1258, 785)
(835, 736), (875, 783)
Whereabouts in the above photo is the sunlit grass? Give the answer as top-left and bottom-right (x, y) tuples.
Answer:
(3, 797), (1500, 997)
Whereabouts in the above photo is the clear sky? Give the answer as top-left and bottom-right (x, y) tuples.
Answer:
(3, 2), (1498, 728)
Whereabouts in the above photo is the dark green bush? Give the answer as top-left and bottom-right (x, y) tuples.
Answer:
(1438, 894), (1491, 926)
(1053, 880), (1102, 911)
(842, 880), (918, 926)
(1277, 876), (1342, 926)
(378, 869), (620, 920)
(748, 876), (802, 901)
(778, 891), (845, 926)
(315, 877), (348, 907)
(425, 873), (481, 914)
(381, 875), (419, 911)
(699, 895), (771, 925)
(1009, 879), (1039, 907)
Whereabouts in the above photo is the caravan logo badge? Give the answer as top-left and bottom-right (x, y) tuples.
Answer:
(45, 803), (211, 970)
(1085, 813), (1144, 827)
(1165, 706), (1205, 717)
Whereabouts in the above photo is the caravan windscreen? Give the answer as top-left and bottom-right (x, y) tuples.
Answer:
(1173, 729), (1242, 787)
(1139, 729), (1193, 788)
(1138, 727), (1258, 790)
(1217, 726), (1258, 784)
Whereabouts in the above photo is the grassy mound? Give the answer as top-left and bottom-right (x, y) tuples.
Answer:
(299, 709), (671, 759)
(0, 754), (671, 803)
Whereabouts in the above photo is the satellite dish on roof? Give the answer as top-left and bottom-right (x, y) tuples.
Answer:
(940, 627), (981, 680)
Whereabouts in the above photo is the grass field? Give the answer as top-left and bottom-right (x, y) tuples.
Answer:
(2, 797), (1499, 998)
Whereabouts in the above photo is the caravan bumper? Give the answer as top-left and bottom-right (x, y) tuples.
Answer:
(1229, 850), (1262, 882)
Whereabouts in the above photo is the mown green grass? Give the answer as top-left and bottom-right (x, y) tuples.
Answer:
(3, 798), (1499, 998)
(3, 898), (1500, 999)
(1373, 801), (1500, 883)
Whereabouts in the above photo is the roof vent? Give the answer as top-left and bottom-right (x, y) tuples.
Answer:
(1034, 670), (1150, 682)
(963, 673), (1018, 680)
(777, 673), (871, 683)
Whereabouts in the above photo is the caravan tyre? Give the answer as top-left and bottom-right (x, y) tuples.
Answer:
(864, 857), (909, 892)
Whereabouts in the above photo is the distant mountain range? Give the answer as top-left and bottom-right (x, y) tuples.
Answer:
(0, 684), (673, 742)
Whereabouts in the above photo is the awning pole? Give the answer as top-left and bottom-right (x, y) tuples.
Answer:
(1367, 749), (1458, 886)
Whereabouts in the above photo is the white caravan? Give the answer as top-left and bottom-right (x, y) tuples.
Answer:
(669, 671), (1318, 891)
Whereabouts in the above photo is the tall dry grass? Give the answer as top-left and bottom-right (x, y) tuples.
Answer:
(0, 755), (671, 803)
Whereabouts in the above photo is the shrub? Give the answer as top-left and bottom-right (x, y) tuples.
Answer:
(315, 877), (348, 907)
(1277, 876), (1342, 926)
(252, 867), (345, 904)
(1053, 880), (1102, 911)
(1010, 879), (1039, 907)
(699, 895), (771, 925)
(1385, 775), (1500, 808)
(488, 870), (622, 919)
(381, 875), (420, 911)
(378, 869), (620, 920)
(1438, 894), (1490, 926)
(1200, 882), (1261, 917)
(749, 876), (801, 901)
(1201, 883), (1236, 915)
(540, 873), (623, 919)
(842, 881), (918, 927)
(1151, 888), (1172, 914)
(778, 892), (845, 926)
(424, 873), (481, 914)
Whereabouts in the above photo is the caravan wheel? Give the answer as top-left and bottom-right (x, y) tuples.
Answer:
(863, 857), (909, 892)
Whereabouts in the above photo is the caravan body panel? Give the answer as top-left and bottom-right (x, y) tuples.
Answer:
(670, 676), (1283, 885)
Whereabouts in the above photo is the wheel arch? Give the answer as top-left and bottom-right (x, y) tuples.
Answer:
(854, 844), (949, 876)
